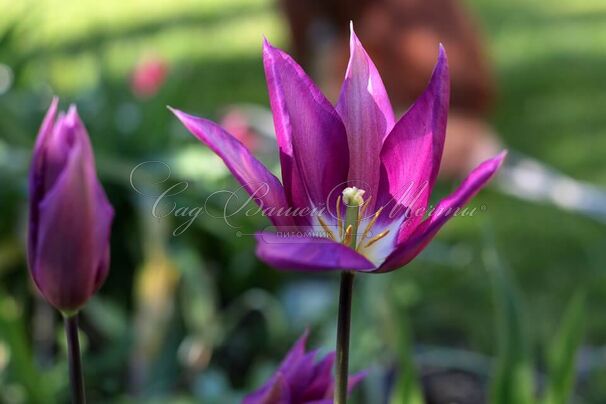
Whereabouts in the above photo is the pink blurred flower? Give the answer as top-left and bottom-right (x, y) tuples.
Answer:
(220, 108), (260, 152)
(131, 56), (168, 99)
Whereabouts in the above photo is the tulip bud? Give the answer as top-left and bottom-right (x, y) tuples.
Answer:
(28, 98), (114, 314)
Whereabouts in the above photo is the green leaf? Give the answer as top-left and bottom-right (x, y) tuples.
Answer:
(542, 292), (585, 404)
(0, 294), (56, 404)
(484, 245), (535, 404)
(388, 314), (425, 404)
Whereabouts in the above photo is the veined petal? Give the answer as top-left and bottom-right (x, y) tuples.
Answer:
(170, 108), (295, 228)
(376, 45), (449, 234)
(378, 151), (507, 272)
(336, 24), (395, 211)
(263, 39), (349, 214)
(255, 232), (375, 272)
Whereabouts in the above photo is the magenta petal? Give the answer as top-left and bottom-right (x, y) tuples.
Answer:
(301, 352), (336, 400)
(243, 372), (290, 404)
(170, 108), (295, 228)
(277, 330), (309, 374)
(336, 24), (395, 210)
(263, 40), (349, 212)
(376, 46), (449, 233)
(255, 232), (375, 272)
(379, 151), (507, 272)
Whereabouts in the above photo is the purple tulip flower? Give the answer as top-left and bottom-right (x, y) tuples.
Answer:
(171, 25), (506, 273)
(243, 331), (365, 404)
(28, 98), (114, 313)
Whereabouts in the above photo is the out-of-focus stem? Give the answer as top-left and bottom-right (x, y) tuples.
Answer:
(64, 314), (86, 404)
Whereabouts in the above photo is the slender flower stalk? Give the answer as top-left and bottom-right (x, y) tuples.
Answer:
(64, 315), (86, 404)
(335, 271), (354, 404)
(28, 98), (113, 403)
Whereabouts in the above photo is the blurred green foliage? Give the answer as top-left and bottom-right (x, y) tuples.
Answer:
(0, 0), (604, 402)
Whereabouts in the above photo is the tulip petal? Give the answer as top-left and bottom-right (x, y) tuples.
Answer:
(336, 24), (395, 210)
(302, 352), (336, 400)
(255, 232), (375, 271)
(277, 330), (309, 374)
(263, 40), (349, 214)
(28, 97), (59, 269)
(376, 46), (449, 235)
(67, 108), (114, 291)
(379, 151), (507, 272)
(170, 108), (295, 228)
(288, 349), (320, 398)
(243, 372), (290, 404)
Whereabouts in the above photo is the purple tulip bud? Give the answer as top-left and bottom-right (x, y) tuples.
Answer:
(28, 98), (114, 314)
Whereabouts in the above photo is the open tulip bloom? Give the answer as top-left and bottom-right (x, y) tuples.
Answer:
(171, 27), (506, 274)
(171, 24), (505, 403)
(28, 98), (113, 403)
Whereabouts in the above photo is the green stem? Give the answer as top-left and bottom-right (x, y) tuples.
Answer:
(64, 314), (86, 404)
(335, 271), (355, 404)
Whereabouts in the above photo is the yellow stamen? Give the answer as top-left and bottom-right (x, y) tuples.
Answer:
(364, 229), (390, 248)
(343, 224), (353, 246)
(360, 207), (384, 243)
(357, 195), (372, 228)
(336, 195), (343, 239)
(318, 216), (336, 241)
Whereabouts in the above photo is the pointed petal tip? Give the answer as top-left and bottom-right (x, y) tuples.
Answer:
(65, 104), (79, 124)
(300, 328), (310, 346)
(436, 44), (448, 70)
(485, 149), (508, 170)
(166, 105), (179, 116)
(348, 21), (363, 51)
(167, 106), (188, 121)
(49, 96), (60, 109)
(46, 97), (60, 120)
(262, 37), (277, 54)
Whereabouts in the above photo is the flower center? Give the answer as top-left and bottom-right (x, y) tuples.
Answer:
(317, 187), (390, 253)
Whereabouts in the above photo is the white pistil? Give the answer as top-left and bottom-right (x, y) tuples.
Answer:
(342, 187), (365, 207)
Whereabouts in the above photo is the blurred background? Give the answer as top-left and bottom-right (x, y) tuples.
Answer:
(0, 0), (605, 402)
